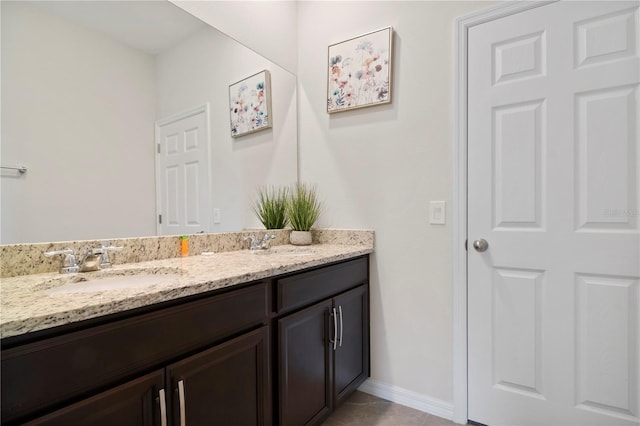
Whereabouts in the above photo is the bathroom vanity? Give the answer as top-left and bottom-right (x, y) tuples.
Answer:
(0, 238), (372, 426)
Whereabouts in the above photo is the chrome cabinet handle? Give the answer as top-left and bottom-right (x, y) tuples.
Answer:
(331, 308), (338, 351)
(328, 310), (335, 346)
(473, 239), (489, 252)
(158, 389), (168, 426)
(178, 380), (186, 426)
(338, 305), (343, 347)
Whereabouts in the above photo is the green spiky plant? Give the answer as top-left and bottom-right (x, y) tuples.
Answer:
(286, 183), (322, 231)
(253, 185), (289, 229)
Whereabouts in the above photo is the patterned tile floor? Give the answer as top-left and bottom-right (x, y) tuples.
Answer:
(321, 391), (458, 426)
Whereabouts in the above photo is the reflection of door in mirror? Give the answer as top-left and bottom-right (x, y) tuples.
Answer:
(156, 105), (211, 236)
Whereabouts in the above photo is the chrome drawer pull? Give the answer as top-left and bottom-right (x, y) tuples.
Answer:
(338, 305), (343, 347)
(178, 379), (186, 426)
(332, 308), (338, 350)
(159, 389), (168, 426)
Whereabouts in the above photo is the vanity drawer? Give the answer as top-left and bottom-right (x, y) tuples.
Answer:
(276, 257), (368, 314)
(1, 281), (268, 424)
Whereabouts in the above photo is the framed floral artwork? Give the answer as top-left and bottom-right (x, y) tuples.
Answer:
(229, 70), (272, 137)
(327, 27), (393, 113)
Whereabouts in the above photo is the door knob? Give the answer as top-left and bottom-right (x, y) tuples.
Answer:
(473, 239), (489, 252)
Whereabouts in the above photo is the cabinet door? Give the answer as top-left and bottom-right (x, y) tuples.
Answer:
(1, 282), (267, 425)
(166, 326), (270, 426)
(333, 285), (369, 406)
(23, 370), (164, 426)
(278, 300), (333, 426)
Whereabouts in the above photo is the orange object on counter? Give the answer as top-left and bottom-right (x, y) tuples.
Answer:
(181, 235), (189, 256)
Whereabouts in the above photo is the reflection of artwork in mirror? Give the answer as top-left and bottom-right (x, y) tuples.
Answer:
(229, 70), (272, 137)
(327, 27), (393, 114)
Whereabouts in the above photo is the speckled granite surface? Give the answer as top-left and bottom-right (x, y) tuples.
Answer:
(1, 232), (374, 339)
(0, 229), (294, 278)
(0, 229), (373, 278)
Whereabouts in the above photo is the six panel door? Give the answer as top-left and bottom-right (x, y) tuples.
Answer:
(156, 106), (211, 236)
(468, 1), (639, 425)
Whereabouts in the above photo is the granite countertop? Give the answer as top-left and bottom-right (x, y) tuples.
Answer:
(0, 244), (373, 339)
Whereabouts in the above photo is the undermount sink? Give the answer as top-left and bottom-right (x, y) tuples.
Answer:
(277, 251), (314, 257)
(38, 267), (184, 295)
(254, 246), (316, 257)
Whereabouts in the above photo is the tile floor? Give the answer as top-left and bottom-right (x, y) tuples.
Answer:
(321, 391), (458, 426)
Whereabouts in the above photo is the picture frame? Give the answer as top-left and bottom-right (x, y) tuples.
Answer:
(327, 27), (393, 114)
(229, 70), (272, 137)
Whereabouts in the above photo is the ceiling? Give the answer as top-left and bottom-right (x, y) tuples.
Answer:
(29, 0), (206, 55)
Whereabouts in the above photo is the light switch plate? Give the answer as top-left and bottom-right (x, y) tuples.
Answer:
(429, 201), (446, 225)
(213, 208), (221, 224)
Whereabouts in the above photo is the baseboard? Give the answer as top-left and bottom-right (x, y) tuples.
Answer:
(357, 378), (455, 421)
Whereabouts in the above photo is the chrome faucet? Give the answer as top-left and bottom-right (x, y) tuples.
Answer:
(77, 248), (104, 272)
(43, 249), (79, 273)
(44, 242), (123, 274)
(98, 241), (123, 268)
(245, 234), (276, 251)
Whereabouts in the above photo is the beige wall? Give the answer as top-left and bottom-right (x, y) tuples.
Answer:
(171, 0), (298, 74)
(297, 0), (495, 408)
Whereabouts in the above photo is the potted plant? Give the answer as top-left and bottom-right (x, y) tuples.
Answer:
(253, 185), (289, 229)
(286, 183), (321, 245)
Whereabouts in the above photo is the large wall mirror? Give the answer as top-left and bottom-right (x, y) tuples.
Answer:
(1, 0), (298, 244)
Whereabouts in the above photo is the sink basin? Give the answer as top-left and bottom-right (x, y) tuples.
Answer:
(254, 246), (316, 257)
(277, 251), (314, 257)
(38, 267), (184, 295)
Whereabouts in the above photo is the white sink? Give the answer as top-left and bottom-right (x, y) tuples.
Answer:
(255, 246), (316, 257)
(38, 268), (183, 295)
(277, 251), (314, 257)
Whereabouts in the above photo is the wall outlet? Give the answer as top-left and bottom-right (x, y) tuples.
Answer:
(429, 201), (446, 225)
(213, 208), (221, 224)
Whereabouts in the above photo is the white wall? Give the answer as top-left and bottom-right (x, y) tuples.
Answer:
(1, 1), (156, 244)
(155, 26), (298, 231)
(297, 0), (495, 409)
(171, 0), (298, 74)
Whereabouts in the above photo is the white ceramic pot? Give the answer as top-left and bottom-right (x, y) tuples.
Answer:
(290, 230), (312, 246)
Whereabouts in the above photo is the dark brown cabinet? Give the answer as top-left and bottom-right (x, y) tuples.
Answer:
(1, 255), (369, 426)
(167, 326), (270, 426)
(276, 257), (370, 426)
(333, 285), (369, 406)
(25, 327), (270, 426)
(23, 370), (164, 426)
(1, 282), (270, 426)
(278, 300), (334, 426)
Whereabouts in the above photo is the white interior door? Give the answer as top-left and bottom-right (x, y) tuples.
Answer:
(468, 1), (639, 425)
(156, 105), (211, 236)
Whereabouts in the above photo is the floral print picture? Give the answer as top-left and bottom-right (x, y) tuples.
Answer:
(327, 27), (393, 113)
(229, 70), (272, 137)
